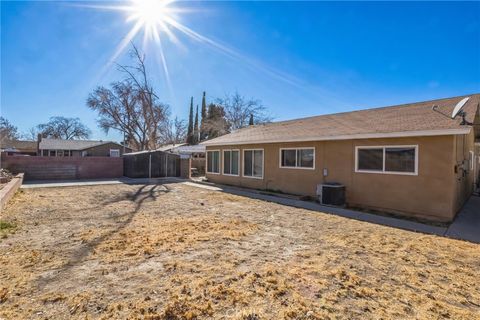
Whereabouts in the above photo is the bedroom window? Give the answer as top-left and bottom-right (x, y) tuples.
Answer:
(280, 148), (315, 169)
(223, 150), (239, 176)
(110, 149), (120, 157)
(355, 145), (418, 175)
(243, 149), (263, 179)
(207, 150), (220, 174)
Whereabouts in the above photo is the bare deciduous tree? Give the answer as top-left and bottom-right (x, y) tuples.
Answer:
(0, 117), (19, 141)
(160, 116), (187, 145)
(87, 44), (170, 151)
(216, 92), (272, 131)
(37, 117), (91, 140)
(22, 127), (40, 141)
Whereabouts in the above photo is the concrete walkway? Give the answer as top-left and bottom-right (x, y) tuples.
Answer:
(183, 181), (449, 237)
(445, 196), (480, 243)
(184, 181), (480, 243)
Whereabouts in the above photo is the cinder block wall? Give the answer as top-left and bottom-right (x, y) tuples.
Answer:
(180, 158), (191, 179)
(0, 155), (124, 180)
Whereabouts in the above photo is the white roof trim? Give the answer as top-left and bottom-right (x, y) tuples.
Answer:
(203, 128), (471, 146)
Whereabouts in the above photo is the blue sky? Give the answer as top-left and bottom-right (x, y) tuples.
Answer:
(2, 1), (479, 141)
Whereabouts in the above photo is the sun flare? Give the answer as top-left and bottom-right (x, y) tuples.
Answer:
(77, 0), (299, 94)
(128, 0), (172, 38)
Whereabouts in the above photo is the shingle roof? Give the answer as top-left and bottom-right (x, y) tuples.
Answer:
(1, 140), (37, 151)
(171, 144), (205, 154)
(39, 139), (117, 150)
(203, 94), (480, 146)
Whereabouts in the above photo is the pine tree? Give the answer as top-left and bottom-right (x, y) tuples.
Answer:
(186, 97), (194, 144)
(193, 105), (199, 144)
(249, 113), (254, 125)
(200, 91), (207, 141)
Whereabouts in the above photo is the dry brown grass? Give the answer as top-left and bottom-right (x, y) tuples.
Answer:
(0, 182), (479, 319)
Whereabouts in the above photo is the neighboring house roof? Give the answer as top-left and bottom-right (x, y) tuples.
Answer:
(124, 143), (187, 156)
(1, 140), (37, 152)
(171, 144), (205, 154)
(157, 143), (186, 152)
(39, 138), (124, 151)
(203, 94), (480, 146)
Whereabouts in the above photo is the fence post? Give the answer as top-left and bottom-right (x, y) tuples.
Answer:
(149, 154), (152, 179)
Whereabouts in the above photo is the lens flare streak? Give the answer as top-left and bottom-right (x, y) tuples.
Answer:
(77, 0), (302, 90)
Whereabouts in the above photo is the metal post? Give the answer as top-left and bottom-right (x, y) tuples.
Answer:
(149, 154), (152, 179)
(165, 153), (168, 177)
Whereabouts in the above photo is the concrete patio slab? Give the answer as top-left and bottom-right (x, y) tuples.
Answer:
(445, 196), (480, 243)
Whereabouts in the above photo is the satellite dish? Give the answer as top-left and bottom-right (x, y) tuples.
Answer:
(451, 97), (470, 119)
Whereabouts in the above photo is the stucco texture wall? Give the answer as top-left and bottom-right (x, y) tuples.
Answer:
(83, 143), (132, 157)
(206, 135), (474, 222)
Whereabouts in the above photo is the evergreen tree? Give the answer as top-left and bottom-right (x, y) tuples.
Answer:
(186, 97), (194, 144)
(200, 91), (207, 141)
(193, 105), (199, 144)
(203, 103), (229, 139)
(249, 113), (254, 125)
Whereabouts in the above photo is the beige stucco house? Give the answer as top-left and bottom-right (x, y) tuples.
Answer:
(203, 94), (480, 222)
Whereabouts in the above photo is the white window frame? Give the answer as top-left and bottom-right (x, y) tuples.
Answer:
(206, 150), (221, 175)
(110, 149), (120, 157)
(223, 149), (240, 176)
(242, 148), (264, 180)
(279, 147), (315, 170)
(355, 145), (418, 176)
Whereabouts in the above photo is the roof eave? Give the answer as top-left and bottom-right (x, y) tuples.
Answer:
(203, 127), (471, 146)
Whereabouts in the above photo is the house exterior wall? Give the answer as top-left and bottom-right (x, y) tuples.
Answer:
(39, 143), (132, 157)
(81, 142), (132, 157)
(206, 134), (474, 222)
(453, 130), (476, 212)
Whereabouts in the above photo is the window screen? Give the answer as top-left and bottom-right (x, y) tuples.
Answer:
(357, 148), (383, 171)
(281, 149), (296, 167)
(223, 150), (239, 175)
(385, 147), (415, 173)
(244, 150), (263, 178)
(207, 151), (220, 173)
(298, 149), (314, 168)
(281, 148), (314, 168)
(356, 146), (417, 174)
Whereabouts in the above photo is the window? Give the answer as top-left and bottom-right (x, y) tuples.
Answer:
(280, 148), (315, 169)
(243, 149), (263, 178)
(223, 150), (239, 176)
(207, 150), (220, 174)
(355, 145), (418, 175)
(110, 149), (120, 157)
(49, 150), (56, 157)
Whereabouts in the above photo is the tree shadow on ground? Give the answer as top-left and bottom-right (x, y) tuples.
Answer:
(36, 184), (171, 289)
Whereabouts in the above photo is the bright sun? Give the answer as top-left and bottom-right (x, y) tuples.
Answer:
(129, 0), (169, 29)
(127, 0), (174, 40)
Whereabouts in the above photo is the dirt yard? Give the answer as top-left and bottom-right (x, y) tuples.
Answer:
(0, 183), (479, 319)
